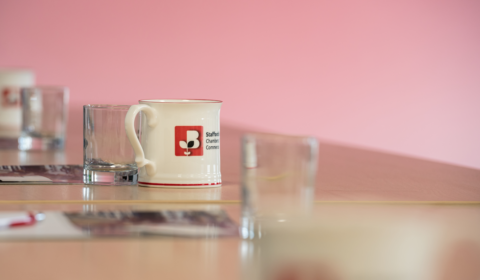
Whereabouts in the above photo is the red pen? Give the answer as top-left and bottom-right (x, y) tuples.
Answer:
(0, 212), (43, 229)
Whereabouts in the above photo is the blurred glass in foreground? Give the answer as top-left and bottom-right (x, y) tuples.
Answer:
(242, 204), (480, 280)
(18, 86), (69, 150)
(240, 132), (319, 240)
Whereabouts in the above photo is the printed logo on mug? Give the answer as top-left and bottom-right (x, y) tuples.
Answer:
(175, 126), (203, 156)
(125, 99), (222, 188)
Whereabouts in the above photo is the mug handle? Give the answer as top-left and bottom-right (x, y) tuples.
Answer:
(125, 104), (158, 176)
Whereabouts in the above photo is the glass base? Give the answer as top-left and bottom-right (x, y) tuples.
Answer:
(18, 135), (65, 151)
(83, 169), (138, 186)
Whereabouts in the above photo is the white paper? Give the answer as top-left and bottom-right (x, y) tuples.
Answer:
(0, 176), (52, 182)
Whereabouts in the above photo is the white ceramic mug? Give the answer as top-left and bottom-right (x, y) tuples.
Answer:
(125, 99), (222, 188)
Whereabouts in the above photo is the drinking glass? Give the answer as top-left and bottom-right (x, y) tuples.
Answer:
(83, 105), (139, 185)
(0, 69), (35, 149)
(18, 86), (69, 150)
(241, 132), (319, 239)
(244, 216), (444, 280)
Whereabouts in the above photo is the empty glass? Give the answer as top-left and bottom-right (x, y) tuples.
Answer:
(18, 86), (69, 150)
(83, 105), (139, 185)
(0, 69), (35, 149)
(241, 132), (319, 239)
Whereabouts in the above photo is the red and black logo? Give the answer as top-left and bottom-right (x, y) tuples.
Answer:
(175, 126), (203, 156)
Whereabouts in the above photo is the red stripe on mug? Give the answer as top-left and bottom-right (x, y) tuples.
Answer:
(138, 181), (222, 186)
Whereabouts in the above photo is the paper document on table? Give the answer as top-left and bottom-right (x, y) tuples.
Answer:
(0, 176), (52, 182)
(0, 212), (85, 240)
(0, 165), (83, 184)
(65, 210), (239, 238)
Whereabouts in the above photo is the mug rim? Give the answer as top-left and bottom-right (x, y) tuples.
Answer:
(139, 99), (222, 103)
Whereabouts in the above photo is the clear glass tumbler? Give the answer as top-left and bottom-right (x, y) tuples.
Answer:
(241, 132), (319, 240)
(83, 105), (139, 185)
(0, 69), (35, 149)
(18, 86), (69, 150)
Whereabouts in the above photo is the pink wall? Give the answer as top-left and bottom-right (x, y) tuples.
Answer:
(1, 0), (479, 169)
